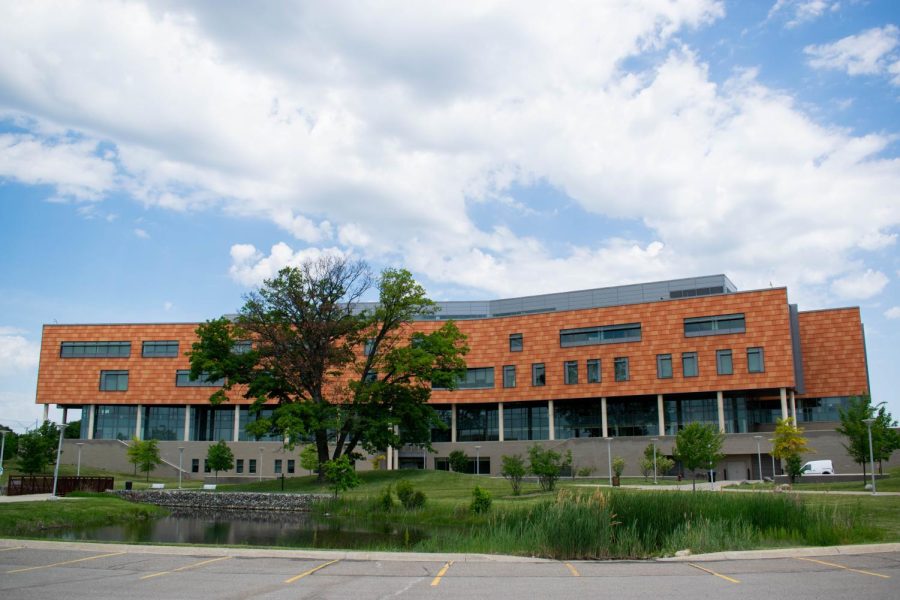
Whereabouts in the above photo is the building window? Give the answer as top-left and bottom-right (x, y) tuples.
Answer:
(204, 459), (211, 473)
(684, 314), (746, 337)
(716, 349), (733, 375)
(433, 367), (495, 390)
(236, 459), (244, 474)
(142, 406), (185, 441)
(587, 359), (601, 383)
(287, 459), (295, 474)
(614, 357), (629, 382)
(559, 323), (641, 347)
(657, 354), (673, 379)
(60, 341), (131, 358)
(509, 333), (523, 352)
(503, 402), (549, 441)
(232, 340), (253, 354)
(363, 339), (375, 356)
(142, 340), (179, 357)
(532, 363), (546, 386)
(564, 361), (578, 384)
(176, 370), (225, 387)
(274, 459), (283, 474)
(503, 365), (516, 388)
(99, 370), (128, 391)
(191, 458), (199, 473)
(93, 405), (136, 439)
(430, 406), (452, 443)
(249, 459), (257, 474)
(747, 347), (765, 373)
(682, 352), (698, 377)
(456, 404), (500, 441)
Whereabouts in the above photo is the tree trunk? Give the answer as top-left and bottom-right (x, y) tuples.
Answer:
(315, 429), (329, 482)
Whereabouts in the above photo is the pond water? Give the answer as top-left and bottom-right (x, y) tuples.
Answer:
(43, 509), (428, 549)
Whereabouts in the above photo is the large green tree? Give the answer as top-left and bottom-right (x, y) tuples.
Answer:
(206, 440), (235, 482)
(188, 257), (468, 478)
(126, 438), (163, 482)
(771, 417), (811, 483)
(837, 395), (900, 482)
(673, 423), (725, 491)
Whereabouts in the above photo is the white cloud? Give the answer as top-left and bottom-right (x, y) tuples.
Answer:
(768, 1), (840, 28)
(805, 25), (900, 81)
(133, 227), (150, 239)
(163, 301), (174, 311)
(0, 329), (40, 375)
(228, 242), (348, 286)
(885, 306), (900, 319)
(831, 269), (889, 300)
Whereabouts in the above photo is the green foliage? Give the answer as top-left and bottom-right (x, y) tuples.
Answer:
(395, 480), (427, 509)
(527, 445), (571, 491)
(448, 450), (469, 473)
(772, 417), (811, 483)
(324, 455), (361, 498)
(1, 425), (20, 462)
(0, 496), (168, 537)
(64, 420), (81, 439)
(576, 466), (595, 477)
(377, 485), (396, 511)
(500, 454), (526, 495)
(127, 438), (163, 482)
(470, 485), (492, 514)
(673, 423), (725, 491)
(17, 430), (52, 474)
(837, 395), (900, 480)
(206, 440), (235, 481)
(785, 454), (804, 481)
(300, 444), (319, 473)
(612, 457), (626, 477)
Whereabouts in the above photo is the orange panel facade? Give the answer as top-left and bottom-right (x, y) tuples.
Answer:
(796, 308), (869, 399)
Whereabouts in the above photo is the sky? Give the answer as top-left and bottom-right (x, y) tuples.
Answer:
(1, 0), (899, 431)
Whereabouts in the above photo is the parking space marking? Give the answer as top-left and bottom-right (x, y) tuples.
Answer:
(0, 546), (24, 552)
(284, 559), (340, 584)
(140, 556), (232, 580)
(687, 562), (740, 584)
(796, 557), (891, 579)
(7, 551), (126, 574)
(431, 560), (453, 587)
(564, 562), (580, 577)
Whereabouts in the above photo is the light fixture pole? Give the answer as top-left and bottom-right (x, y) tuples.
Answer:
(768, 438), (777, 482)
(475, 445), (481, 475)
(258, 447), (264, 482)
(605, 437), (613, 486)
(178, 447), (185, 489)
(863, 418), (876, 495)
(651, 437), (659, 485)
(753, 435), (762, 482)
(50, 424), (64, 499)
(76, 442), (84, 477)
(0, 429), (7, 473)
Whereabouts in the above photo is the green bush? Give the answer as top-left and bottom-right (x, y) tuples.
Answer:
(470, 485), (492, 514)
(377, 485), (395, 511)
(396, 480), (427, 509)
(449, 450), (469, 473)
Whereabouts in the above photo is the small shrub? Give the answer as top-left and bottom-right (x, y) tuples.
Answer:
(501, 454), (526, 495)
(376, 485), (395, 511)
(408, 490), (427, 509)
(470, 485), (492, 514)
(576, 466), (595, 477)
(449, 450), (469, 473)
(612, 457), (626, 478)
(396, 480), (427, 509)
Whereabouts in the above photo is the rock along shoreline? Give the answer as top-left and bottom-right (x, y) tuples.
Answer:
(114, 490), (328, 511)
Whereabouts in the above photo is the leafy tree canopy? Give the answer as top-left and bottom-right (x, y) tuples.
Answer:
(126, 438), (163, 482)
(673, 423), (725, 491)
(772, 417), (812, 483)
(836, 395), (900, 478)
(206, 440), (235, 481)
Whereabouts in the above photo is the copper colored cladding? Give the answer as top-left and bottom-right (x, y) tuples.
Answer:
(795, 307), (869, 398)
(36, 287), (865, 408)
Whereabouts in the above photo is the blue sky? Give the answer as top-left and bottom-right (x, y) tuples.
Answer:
(1, 0), (899, 430)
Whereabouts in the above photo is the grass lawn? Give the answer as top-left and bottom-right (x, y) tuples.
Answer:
(735, 466), (900, 493)
(0, 495), (168, 537)
(1, 458), (207, 490)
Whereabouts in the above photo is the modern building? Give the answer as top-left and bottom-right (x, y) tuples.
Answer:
(35, 274), (879, 481)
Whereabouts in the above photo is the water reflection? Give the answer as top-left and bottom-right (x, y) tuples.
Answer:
(47, 509), (427, 549)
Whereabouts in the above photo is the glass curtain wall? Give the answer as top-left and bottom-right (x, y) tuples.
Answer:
(797, 397), (850, 423)
(554, 399), (602, 439)
(190, 406), (235, 441)
(664, 393), (718, 435)
(503, 402), (548, 441)
(93, 405), (137, 440)
(607, 396), (658, 436)
(142, 406), (184, 440)
(238, 407), (284, 441)
(456, 404), (499, 441)
(430, 405), (453, 442)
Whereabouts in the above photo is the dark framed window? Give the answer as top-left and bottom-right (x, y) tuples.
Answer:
(191, 458), (199, 473)
(682, 352), (699, 377)
(274, 459), (283, 474)
(236, 459), (244, 474)
(716, 349), (733, 375)
(657, 354), (673, 379)
(614, 357), (629, 382)
(232, 340), (253, 354)
(433, 367), (495, 390)
(287, 459), (295, 474)
(747, 347), (765, 373)
(684, 314), (745, 337)
(363, 339), (375, 356)
(509, 333), (523, 352)
(587, 359), (601, 383)
(99, 370), (128, 391)
(559, 323), (641, 347)
(61, 341), (131, 358)
(564, 361), (578, 384)
(532, 363), (546, 386)
(249, 459), (257, 474)
(503, 365), (516, 388)
(204, 459), (211, 473)
(142, 340), (179, 357)
(176, 370), (225, 387)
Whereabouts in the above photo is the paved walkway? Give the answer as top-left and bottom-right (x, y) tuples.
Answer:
(0, 494), (56, 504)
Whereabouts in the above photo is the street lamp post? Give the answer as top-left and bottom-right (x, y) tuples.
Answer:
(258, 447), (264, 483)
(605, 437), (613, 487)
(650, 437), (659, 485)
(0, 429), (7, 474)
(76, 442), (84, 477)
(863, 418), (877, 495)
(768, 438), (777, 482)
(753, 435), (762, 482)
(50, 424), (64, 499)
(178, 447), (185, 489)
(475, 445), (481, 475)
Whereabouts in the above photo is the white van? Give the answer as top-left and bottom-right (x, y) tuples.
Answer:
(800, 460), (835, 475)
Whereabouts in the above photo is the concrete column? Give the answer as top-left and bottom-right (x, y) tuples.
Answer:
(135, 405), (143, 439)
(233, 404), (241, 441)
(183, 405), (191, 442)
(87, 404), (95, 440)
(716, 392), (725, 433)
(790, 391), (797, 423)
(451, 403), (457, 443)
(548, 400), (555, 441)
(780, 387), (788, 420)
(42, 404), (49, 422)
(657, 394), (665, 436)
(387, 444), (393, 470)
(601, 397), (608, 438)
(497, 402), (504, 442)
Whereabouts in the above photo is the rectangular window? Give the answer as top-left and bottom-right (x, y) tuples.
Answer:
(236, 459), (244, 474)
(61, 341), (131, 358)
(363, 339), (375, 356)
(287, 459), (295, 474)
(684, 314), (746, 337)
(716, 349), (733, 375)
(433, 367), (495, 390)
(191, 458), (199, 473)
(274, 459), (283, 474)
(249, 459), (257, 474)
(509, 333), (523, 352)
(657, 354), (673, 379)
(587, 359), (601, 383)
(614, 357), (629, 382)
(564, 360), (578, 384)
(203, 459), (210, 473)
(559, 323), (641, 347)
(532, 363), (546, 386)
(747, 347), (765, 373)
(232, 340), (253, 354)
(142, 340), (179, 357)
(99, 370), (128, 391)
(176, 370), (225, 387)
(503, 365), (516, 388)
(682, 352), (699, 377)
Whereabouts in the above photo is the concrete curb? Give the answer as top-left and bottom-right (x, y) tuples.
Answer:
(659, 543), (900, 562)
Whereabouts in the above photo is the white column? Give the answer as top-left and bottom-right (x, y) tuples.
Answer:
(790, 391), (797, 423)
(87, 405), (95, 440)
(716, 392), (725, 433)
(451, 403), (457, 443)
(657, 394), (665, 436)
(387, 444), (393, 470)
(497, 402), (504, 442)
(42, 404), (49, 422)
(135, 405), (143, 439)
(548, 400), (555, 441)
(601, 397), (608, 438)
(780, 387), (788, 420)
(183, 405), (191, 442)
(233, 404), (241, 441)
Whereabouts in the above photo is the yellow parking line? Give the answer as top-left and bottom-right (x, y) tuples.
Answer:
(431, 560), (454, 587)
(284, 559), (340, 584)
(564, 562), (580, 577)
(7, 552), (126, 574)
(687, 562), (740, 584)
(140, 556), (232, 580)
(796, 557), (891, 579)
(0, 546), (25, 552)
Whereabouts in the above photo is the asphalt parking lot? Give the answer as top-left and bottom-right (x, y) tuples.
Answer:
(1, 542), (898, 599)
